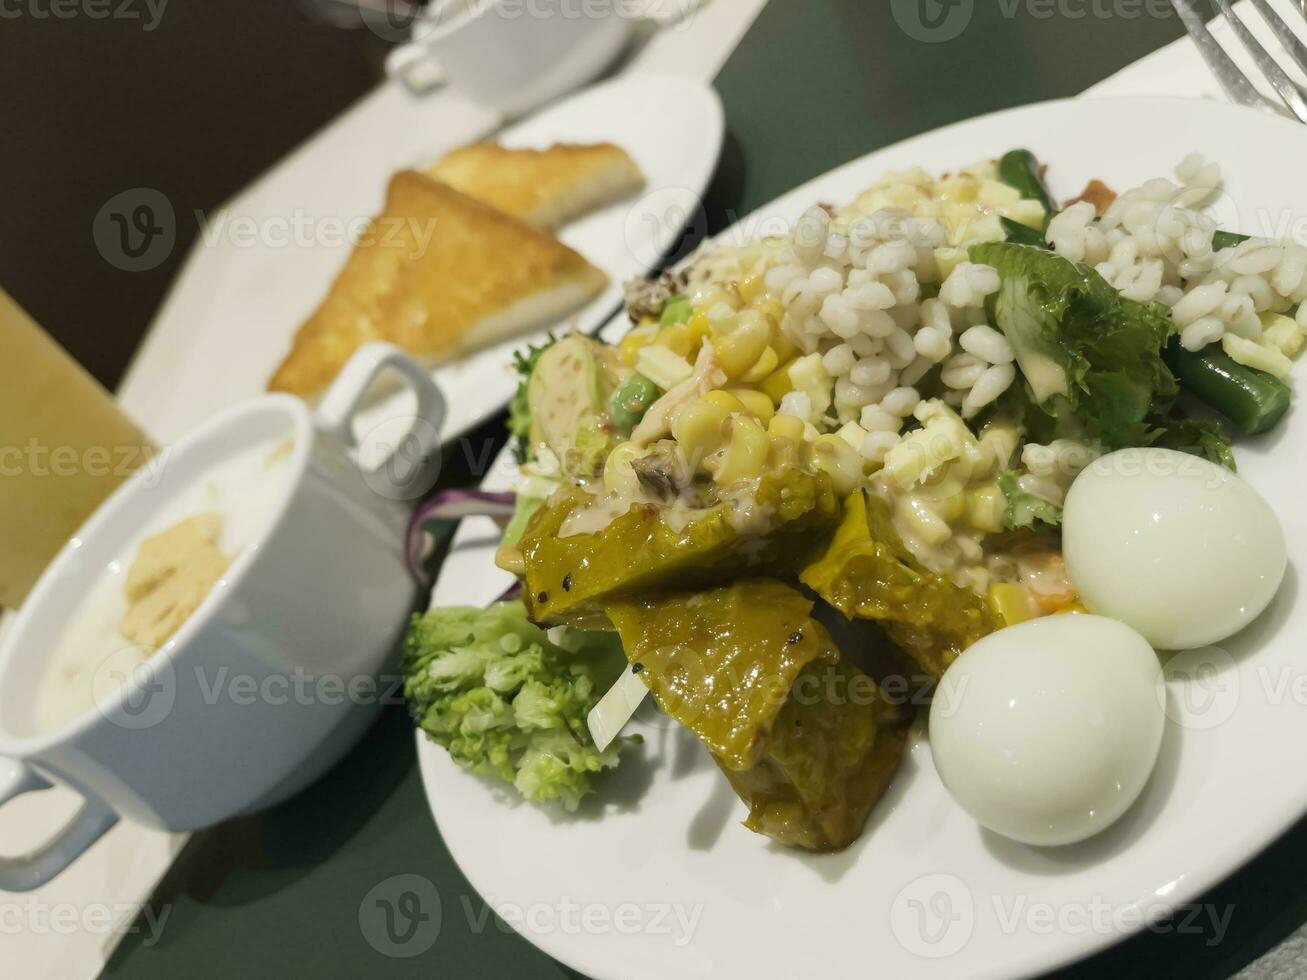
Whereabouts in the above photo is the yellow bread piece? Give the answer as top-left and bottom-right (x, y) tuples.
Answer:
(268, 170), (608, 397)
(428, 141), (645, 229)
(121, 513), (230, 651)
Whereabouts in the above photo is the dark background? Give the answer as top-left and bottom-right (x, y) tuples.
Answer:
(0, 1), (388, 390)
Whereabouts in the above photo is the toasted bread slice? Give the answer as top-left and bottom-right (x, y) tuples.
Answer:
(427, 141), (645, 230)
(268, 170), (608, 398)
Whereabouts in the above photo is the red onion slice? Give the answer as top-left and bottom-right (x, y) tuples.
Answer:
(406, 489), (517, 583)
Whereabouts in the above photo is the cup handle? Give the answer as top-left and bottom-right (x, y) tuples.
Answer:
(0, 756), (118, 892)
(385, 40), (447, 97)
(313, 342), (447, 501)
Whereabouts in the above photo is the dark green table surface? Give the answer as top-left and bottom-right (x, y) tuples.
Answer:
(104, 3), (1307, 977)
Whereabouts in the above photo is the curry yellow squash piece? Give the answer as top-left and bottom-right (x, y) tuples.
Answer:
(800, 491), (1001, 679)
(607, 580), (911, 851)
(519, 466), (840, 627)
(721, 656), (911, 851)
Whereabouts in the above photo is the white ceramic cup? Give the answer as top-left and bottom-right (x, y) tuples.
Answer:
(0, 343), (443, 891)
(386, 0), (634, 115)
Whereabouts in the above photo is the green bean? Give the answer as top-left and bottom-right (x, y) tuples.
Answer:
(659, 296), (694, 326)
(1166, 342), (1291, 435)
(609, 373), (660, 435)
(998, 149), (1056, 228)
(1000, 217), (1050, 249)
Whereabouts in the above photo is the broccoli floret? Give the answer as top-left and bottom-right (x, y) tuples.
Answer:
(402, 600), (634, 810)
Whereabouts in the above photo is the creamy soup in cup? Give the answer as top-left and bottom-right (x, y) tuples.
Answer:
(0, 343), (443, 891)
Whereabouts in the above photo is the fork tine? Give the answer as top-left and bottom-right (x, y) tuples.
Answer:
(1247, 0), (1307, 86)
(1170, 0), (1278, 109)
(1214, 0), (1307, 121)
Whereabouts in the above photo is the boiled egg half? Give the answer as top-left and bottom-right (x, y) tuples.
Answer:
(1062, 447), (1286, 650)
(930, 614), (1164, 846)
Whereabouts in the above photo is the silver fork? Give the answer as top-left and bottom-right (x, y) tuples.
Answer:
(1171, 0), (1307, 122)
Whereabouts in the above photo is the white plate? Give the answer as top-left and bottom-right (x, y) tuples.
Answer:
(418, 96), (1307, 979)
(119, 74), (723, 445)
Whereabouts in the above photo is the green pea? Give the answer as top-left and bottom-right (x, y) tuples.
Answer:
(609, 374), (660, 435)
(659, 296), (694, 326)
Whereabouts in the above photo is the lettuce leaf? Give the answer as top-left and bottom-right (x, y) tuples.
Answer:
(508, 335), (556, 464)
(996, 468), (1063, 530)
(1151, 416), (1237, 471)
(969, 242), (1177, 449)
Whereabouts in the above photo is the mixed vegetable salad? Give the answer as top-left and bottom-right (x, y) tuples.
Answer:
(402, 149), (1302, 850)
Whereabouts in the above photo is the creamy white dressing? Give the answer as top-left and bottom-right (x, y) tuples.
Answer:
(558, 495), (637, 538)
(31, 435), (295, 733)
(556, 473), (777, 542)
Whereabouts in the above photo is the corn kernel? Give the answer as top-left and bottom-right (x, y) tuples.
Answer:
(738, 345), (780, 384)
(1054, 603), (1088, 615)
(603, 442), (646, 497)
(976, 422), (1021, 479)
(770, 327), (799, 363)
(728, 388), (775, 425)
(808, 434), (864, 497)
(988, 583), (1036, 625)
(768, 414), (805, 443)
(755, 298), (784, 324)
(618, 324), (658, 366)
(934, 247), (969, 282)
(761, 358), (798, 405)
(702, 390), (746, 415)
(715, 416), (770, 485)
(656, 323), (693, 358)
(687, 311), (712, 345)
(715, 311), (773, 379)
(739, 273), (766, 305)
(922, 476), (965, 522)
(965, 480), (1006, 534)
(671, 399), (730, 464)
(1261, 312), (1305, 359)
(767, 434), (800, 468)
(787, 351), (830, 395)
